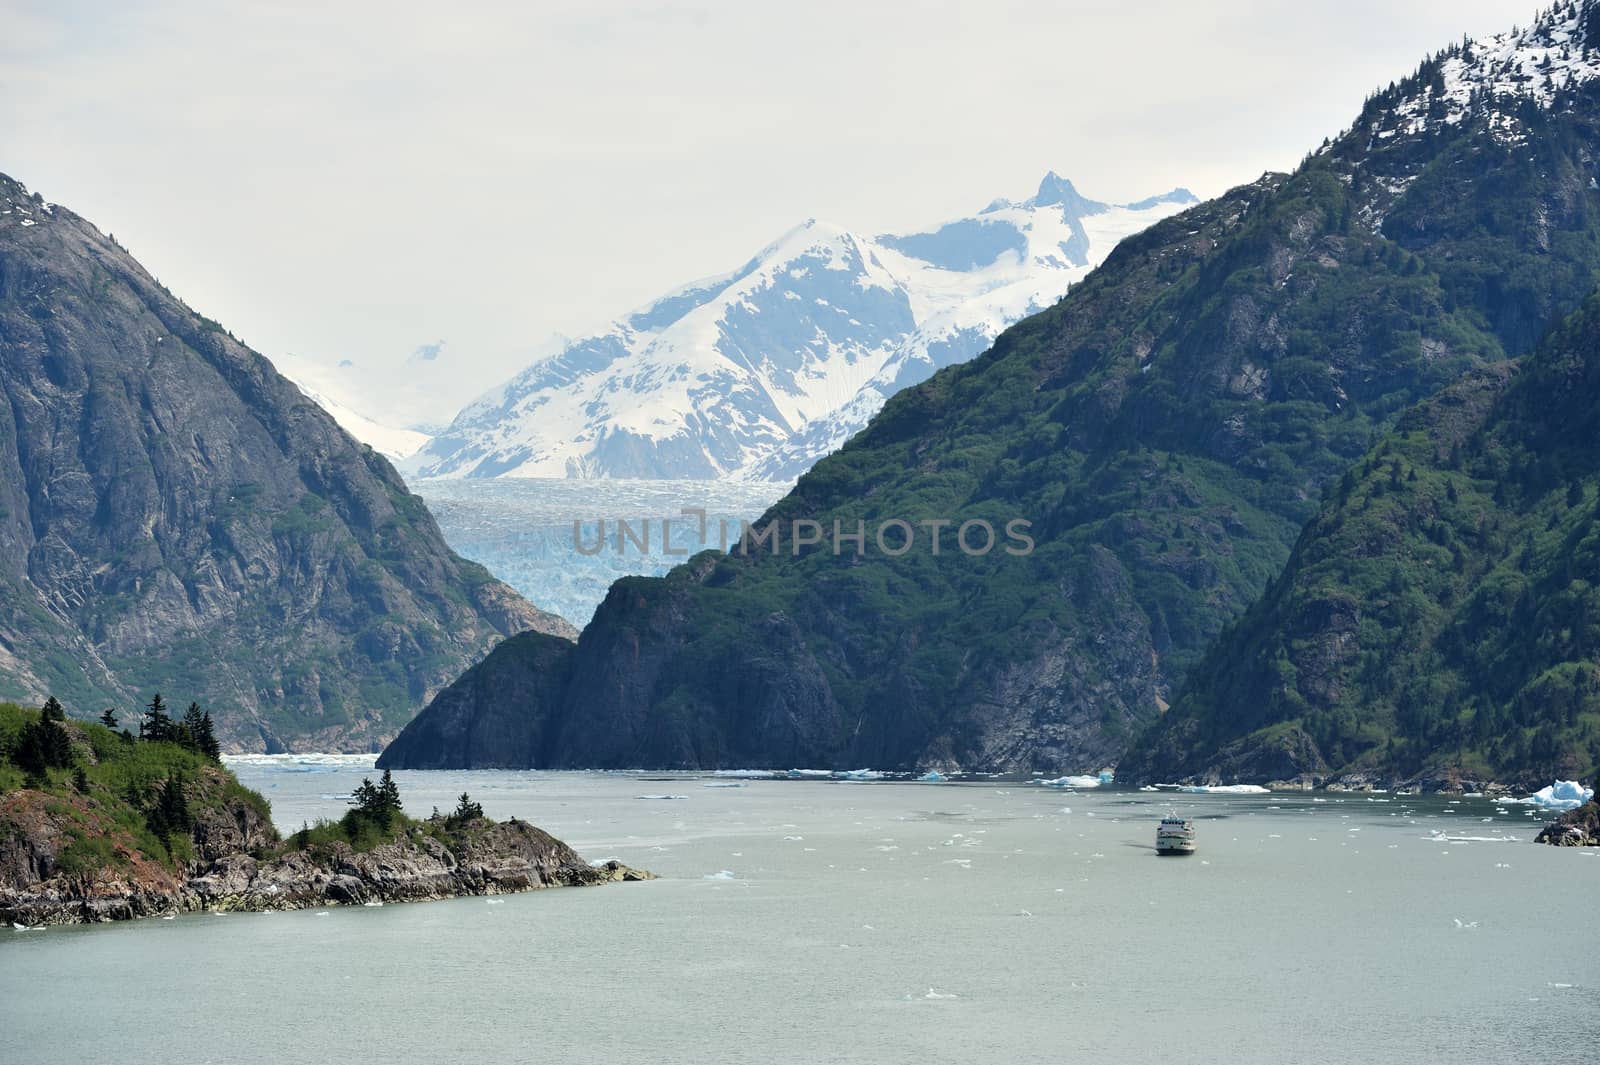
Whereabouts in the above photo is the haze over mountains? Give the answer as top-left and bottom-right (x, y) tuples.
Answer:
(383, 0), (1600, 786)
(406, 176), (1196, 482)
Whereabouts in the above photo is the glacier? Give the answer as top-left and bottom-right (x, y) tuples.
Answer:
(412, 476), (786, 626)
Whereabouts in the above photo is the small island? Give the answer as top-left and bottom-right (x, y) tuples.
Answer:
(1, 698), (650, 927)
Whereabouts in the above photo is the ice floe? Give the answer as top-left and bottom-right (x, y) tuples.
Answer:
(1178, 784), (1270, 794)
(1496, 781), (1593, 810)
(1038, 775), (1101, 789)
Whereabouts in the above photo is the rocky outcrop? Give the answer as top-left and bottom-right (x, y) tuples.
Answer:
(0, 791), (649, 927)
(1535, 802), (1600, 846)
(0, 173), (573, 750)
(182, 819), (650, 914)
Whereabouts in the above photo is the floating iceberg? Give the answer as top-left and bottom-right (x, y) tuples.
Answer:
(713, 769), (779, 778)
(635, 794), (689, 800)
(1177, 784), (1270, 794)
(918, 770), (950, 782)
(702, 781), (744, 788)
(1496, 781), (1593, 810)
(704, 870), (736, 880)
(1038, 775), (1101, 789)
(1097, 770), (1115, 784)
(840, 768), (886, 780)
(786, 769), (833, 779)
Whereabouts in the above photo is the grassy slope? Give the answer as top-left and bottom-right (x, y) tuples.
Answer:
(0, 702), (274, 877)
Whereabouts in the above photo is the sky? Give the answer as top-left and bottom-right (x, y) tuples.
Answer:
(0, 0), (1550, 429)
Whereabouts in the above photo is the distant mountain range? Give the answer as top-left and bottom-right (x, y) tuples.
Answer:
(405, 175), (1195, 482)
(382, 0), (1600, 786)
(0, 173), (572, 751)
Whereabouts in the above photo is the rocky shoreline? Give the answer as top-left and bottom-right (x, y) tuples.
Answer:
(2, 790), (651, 928)
(1534, 801), (1600, 847)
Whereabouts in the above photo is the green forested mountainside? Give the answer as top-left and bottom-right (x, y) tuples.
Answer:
(0, 174), (573, 751)
(1127, 292), (1600, 787)
(386, 5), (1600, 773)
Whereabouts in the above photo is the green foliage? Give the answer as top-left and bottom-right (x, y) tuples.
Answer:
(140, 693), (173, 742)
(1136, 292), (1600, 784)
(540, 88), (1600, 771)
(449, 792), (484, 825)
(351, 769), (403, 830)
(0, 698), (277, 874)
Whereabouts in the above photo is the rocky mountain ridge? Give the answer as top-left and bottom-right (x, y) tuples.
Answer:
(0, 173), (572, 750)
(409, 175), (1196, 482)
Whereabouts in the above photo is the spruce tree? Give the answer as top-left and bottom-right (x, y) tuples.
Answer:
(452, 792), (484, 822)
(147, 773), (192, 848)
(378, 769), (402, 819)
(15, 715), (74, 777)
(354, 771), (403, 831)
(41, 696), (65, 722)
(142, 693), (173, 743)
(99, 707), (119, 729)
(181, 703), (207, 754)
(197, 710), (221, 762)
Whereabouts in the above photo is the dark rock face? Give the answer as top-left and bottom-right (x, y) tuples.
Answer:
(1535, 802), (1600, 846)
(0, 174), (573, 749)
(378, 631), (575, 770)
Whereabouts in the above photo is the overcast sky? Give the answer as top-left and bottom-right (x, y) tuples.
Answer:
(1, 0), (1547, 426)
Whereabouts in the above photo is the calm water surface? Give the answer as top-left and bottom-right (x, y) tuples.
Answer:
(3, 763), (1594, 1064)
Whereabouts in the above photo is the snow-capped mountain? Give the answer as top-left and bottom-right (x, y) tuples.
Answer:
(408, 174), (1197, 482)
(1364, 0), (1600, 146)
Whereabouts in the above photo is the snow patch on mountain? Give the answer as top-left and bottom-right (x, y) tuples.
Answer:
(1370, 1), (1600, 146)
(409, 174), (1197, 482)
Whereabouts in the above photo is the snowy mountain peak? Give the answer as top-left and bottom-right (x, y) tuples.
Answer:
(1372, 0), (1600, 143)
(1029, 171), (1108, 215)
(410, 174), (1198, 482)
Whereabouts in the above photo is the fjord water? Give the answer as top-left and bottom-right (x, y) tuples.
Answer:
(3, 767), (1594, 1065)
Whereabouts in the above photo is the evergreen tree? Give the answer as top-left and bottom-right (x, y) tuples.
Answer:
(146, 773), (192, 848)
(181, 703), (207, 754)
(353, 769), (404, 830)
(141, 693), (173, 743)
(197, 710), (221, 762)
(15, 714), (74, 777)
(378, 769), (402, 817)
(452, 792), (484, 822)
(99, 707), (119, 729)
(40, 696), (65, 722)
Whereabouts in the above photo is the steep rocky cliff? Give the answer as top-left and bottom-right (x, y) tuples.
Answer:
(0, 173), (573, 750)
(385, 4), (1600, 773)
